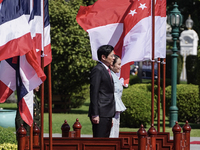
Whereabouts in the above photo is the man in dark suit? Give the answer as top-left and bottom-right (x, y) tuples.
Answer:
(88, 45), (115, 137)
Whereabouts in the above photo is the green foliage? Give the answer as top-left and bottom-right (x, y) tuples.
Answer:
(0, 143), (17, 150)
(129, 75), (141, 85)
(186, 55), (198, 84)
(83, 0), (97, 5)
(70, 85), (90, 108)
(155, 78), (171, 88)
(0, 126), (17, 144)
(49, 0), (96, 108)
(165, 84), (200, 123)
(120, 84), (157, 128)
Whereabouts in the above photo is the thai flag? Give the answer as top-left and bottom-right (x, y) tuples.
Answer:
(26, 0), (52, 67)
(43, 0), (52, 67)
(0, 0), (47, 126)
(0, 51), (46, 126)
(76, 0), (166, 86)
(0, 0), (33, 61)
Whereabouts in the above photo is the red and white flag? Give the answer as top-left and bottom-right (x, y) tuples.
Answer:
(155, 0), (166, 58)
(76, 0), (166, 86)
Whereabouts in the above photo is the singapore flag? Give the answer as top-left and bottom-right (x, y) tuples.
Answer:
(76, 0), (166, 86)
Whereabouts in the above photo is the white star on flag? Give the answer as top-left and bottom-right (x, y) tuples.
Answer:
(139, 3), (147, 10)
(129, 9), (137, 16)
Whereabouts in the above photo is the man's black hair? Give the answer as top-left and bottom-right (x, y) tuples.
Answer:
(97, 45), (114, 61)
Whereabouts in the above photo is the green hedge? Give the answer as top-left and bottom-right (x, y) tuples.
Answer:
(0, 126), (17, 144)
(121, 84), (157, 128)
(0, 143), (17, 150)
(155, 78), (171, 88)
(165, 84), (200, 123)
(129, 75), (141, 85)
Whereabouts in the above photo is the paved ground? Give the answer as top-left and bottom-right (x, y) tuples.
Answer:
(189, 137), (200, 150)
(44, 134), (200, 149)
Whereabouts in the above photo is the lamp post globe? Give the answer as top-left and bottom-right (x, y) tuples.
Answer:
(168, 2), (182, 127)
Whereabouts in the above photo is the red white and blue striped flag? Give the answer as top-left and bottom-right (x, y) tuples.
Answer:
(0, 0), (33, 61)
(76, 0), (166, 86)
(0, 53), (46, 126)
(26, 0), (52, 67)
(43, 0), (52, 67)
(0, 0), (48, 126)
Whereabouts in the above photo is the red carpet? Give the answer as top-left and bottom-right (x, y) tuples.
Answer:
(190, 141), (200, 144)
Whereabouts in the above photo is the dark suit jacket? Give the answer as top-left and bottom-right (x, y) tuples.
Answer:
(88, 62), (115, 118)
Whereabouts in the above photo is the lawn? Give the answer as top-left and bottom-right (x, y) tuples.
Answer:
(0, 99), (200, 137)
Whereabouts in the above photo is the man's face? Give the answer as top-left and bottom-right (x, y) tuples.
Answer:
(102, 51), (115, 67)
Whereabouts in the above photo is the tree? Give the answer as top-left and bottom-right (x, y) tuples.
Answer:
(49, 0), (96, 109)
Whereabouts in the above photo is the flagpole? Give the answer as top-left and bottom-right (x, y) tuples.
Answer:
(44, 0), (53, 149)
(40, 2), (45, 150)
(29, 124), (33, 150)
(157, 58), (161, 132)
(48, 63), (53, 150)
(162, 58), (166, 132)
(151, 0), (155, 126)
(29, 0), (34, 148)
(40, 52), (44, 150)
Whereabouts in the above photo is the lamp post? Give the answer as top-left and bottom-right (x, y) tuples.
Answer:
(168, 2), (182, 127)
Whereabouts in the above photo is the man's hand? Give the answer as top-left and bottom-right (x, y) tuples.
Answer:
(92, 116), (99, 124)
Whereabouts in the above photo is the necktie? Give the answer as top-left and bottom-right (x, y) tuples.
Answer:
(108, 68), (112, 81)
